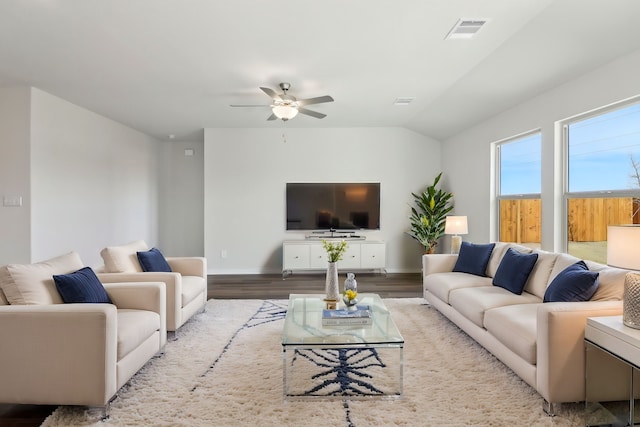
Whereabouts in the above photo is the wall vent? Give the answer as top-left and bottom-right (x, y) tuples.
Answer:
(445, 19), (487, 40)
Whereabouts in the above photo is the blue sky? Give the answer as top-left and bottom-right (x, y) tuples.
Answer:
(500, 102), (640, 195)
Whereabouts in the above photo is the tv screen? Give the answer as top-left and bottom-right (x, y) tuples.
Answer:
(286, 183), (380, 231)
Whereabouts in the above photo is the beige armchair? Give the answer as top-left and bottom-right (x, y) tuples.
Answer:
(97, 240), (207, 332)
(0, 252), (166, 417)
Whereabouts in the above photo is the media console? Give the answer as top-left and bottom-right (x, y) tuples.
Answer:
(282, 239), (386, 278)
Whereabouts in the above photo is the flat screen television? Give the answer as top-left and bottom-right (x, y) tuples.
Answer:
(286, 183), (380, 231)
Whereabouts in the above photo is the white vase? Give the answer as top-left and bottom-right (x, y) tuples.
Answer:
(325, 262), (340, 301)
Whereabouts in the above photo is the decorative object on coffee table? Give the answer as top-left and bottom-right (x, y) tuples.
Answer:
(343, 272), (358, 307)
(322, 240), (348, 303)
(607, 225), (640, 328)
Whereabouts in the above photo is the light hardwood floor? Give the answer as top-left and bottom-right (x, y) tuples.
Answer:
(0, 272), (421, 426)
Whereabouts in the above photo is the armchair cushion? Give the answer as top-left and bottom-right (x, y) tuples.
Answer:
(53, 267), (112, 304)
(137, 248), (172, 273)
(100, 240), (148, 273)
(0, 252), (84, 305)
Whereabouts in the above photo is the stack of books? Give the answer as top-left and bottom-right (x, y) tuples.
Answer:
(322, 305), (372, 326)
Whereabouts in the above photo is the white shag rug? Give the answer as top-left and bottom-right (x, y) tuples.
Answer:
(42, 298), (584, 426)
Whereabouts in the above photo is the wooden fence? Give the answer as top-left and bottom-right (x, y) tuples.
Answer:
(500, 197), (638, 243)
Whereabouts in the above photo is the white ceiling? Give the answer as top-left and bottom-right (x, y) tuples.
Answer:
(1, 0), (639, 142)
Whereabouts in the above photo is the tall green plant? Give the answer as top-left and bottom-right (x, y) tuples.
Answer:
(408, 172), (454, 253)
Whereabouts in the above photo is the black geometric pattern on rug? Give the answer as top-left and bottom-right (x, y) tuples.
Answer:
(291, 348), (387, 397)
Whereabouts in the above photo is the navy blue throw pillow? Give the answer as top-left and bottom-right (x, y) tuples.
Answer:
(452, 242), (496, 277)
(53, 267), (112, 304)
(492, 248), (539, 295)
(543, 261), (599, 303)
(137, 247), (172, 272)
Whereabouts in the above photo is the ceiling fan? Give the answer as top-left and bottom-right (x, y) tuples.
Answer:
(230, 82), (334, 121)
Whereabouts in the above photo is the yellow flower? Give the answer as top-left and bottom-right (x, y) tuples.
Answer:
(344, 289), (358, 300)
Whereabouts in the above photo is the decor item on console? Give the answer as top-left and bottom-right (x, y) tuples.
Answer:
(343, 272), (358, 307)
(408, 172), (454, 254)
(607, 224), (640, 328)
(444, 215), (468, 254)
(322, 240), (348, 303)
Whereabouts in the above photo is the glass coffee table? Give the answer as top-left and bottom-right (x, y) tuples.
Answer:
(282, 293), (404, 400)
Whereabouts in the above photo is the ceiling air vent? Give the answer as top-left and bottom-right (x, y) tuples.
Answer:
(445, 19), (487, 40)
(393, 97), (415, 106)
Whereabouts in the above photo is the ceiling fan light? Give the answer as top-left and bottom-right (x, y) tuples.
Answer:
(272, 105), (298, 121)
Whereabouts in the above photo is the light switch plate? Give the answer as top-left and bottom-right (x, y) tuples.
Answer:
(3, 196), (23, 207)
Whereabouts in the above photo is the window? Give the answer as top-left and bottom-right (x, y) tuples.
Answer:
(565, 101), (640, 263)
(496, 132), (542, 247)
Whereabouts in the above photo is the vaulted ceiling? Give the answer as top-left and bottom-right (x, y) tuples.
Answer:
(1, 1), (639, 142)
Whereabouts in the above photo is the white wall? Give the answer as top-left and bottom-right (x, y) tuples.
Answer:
(158, 140), (204, 256)
(0, 87), (31, 264)
(442, 48), (640, 250)
(204, 127), (441, 274)
(29, 88), (161, 266)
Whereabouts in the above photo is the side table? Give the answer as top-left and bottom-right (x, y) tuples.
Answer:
(585, 316), (640, 426)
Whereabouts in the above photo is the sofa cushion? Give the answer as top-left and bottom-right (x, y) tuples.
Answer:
(492, 248), (538, 295)
(137, 248), (172, 273)
(0, 288), (7, 305)
(53, 267), (112, 304)
(453, 242), (495, 277)
(586, 261), (626, 301)
(543, 261), (599, 303)
(486, 242), (533, 278)
(181, 276), (205, 307)
(100, 240), (148, 273)
(523, 250), (558, 299)
(116, 309), (161, 360)
(425, 272), (493, 304)
(547, 253), (582, 285)
(449, 286), (541, 328)
(484, 303), (539, 365)
(0, 252), (84, 305)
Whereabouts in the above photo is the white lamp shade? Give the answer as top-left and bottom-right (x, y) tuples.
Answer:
(445, 216), (468, 235)
(607, 225), (640, 270)
(272, 105), (298, 120)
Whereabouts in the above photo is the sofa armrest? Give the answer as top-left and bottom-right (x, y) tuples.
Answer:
(422, 254), (458, 278)
(536, 300), (622, 404)
(0, 304), (118, 406)
(166, 256), (207, 278)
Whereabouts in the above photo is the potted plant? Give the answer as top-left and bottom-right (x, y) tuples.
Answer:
(408, 172), (454, 254)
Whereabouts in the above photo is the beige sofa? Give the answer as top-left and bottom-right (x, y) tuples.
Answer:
(0, 252), (166, 416)
(423, 242), (628, 414)
(97, 240), (207, 332)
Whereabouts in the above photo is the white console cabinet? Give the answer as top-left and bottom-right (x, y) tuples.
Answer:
(283, 240), (386, 277)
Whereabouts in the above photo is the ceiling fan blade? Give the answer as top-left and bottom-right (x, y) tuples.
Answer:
(267, 113), (278, 121)
(297, 107), (327, 119)
(260, 87), (281, 100)
(297, 95), (334, 107)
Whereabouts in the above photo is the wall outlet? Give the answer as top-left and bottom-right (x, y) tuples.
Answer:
(220, 249), (227, 259)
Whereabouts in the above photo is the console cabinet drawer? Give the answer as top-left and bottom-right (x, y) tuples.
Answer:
(282, 240), (385, 276)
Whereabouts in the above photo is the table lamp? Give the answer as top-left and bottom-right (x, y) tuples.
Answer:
(445, 216), (468, 254)
(607, 225), (640, 329)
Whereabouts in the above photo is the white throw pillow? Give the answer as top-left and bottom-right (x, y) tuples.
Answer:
(0, 252), (84, 305)
(100, 240), (148, 273)
(0, 287), (8, 305)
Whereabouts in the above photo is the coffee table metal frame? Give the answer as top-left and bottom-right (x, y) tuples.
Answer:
(281, 293), (404, 400)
